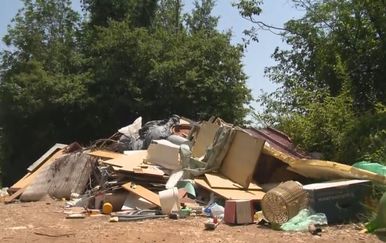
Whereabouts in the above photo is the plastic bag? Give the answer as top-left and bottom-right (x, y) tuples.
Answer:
(353, 161), (386, 176)
(280, 209), (328, 232)
(366, 192), (386, 233)
(204, 203), (224, 219)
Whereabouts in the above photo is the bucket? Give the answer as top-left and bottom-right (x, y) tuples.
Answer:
(159, 187), (180, 214)
(261, 181), (308, 224)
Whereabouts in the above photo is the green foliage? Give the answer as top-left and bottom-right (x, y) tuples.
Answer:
(248, 0), (386, 163)
(185, 0), (219, 34)
(0, 0), (91, 184)
(0, 0), (252, 185)
(87, 19), (250, 127)
(81, 0), (158, 27)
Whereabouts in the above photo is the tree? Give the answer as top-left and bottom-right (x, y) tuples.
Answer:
(0, 0), (90, 185)
(237, 0), (386, 163)
(185, 0), (219, 34)
(81, 0), (158, 27)
(86, 18), (251, 128)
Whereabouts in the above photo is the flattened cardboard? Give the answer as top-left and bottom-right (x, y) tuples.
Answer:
(220, 129), (265, 188)
(191, 121), (220, 158)
(194, 178), (265, 201)
(122, 182), (161, 207)
(205, 173), (262, 191)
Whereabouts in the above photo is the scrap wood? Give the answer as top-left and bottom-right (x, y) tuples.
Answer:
(194, 178), (265, 201)
(101, 150), (147, 168)
(205, 173), (262, 191)
(10, 149), (65, 191)
(87, 150), (126, 160)
(121, 182), (161, 207)
(191, 121), (220, 158)
(34, 230), (75, 238)
(110, 214), (167, 222)
(4, 187), (26, 204)
(27, 143), (67, 172)
(220, 129), (265, 189)
(20, 153), (97, 201)
(264, 144), (386, 184)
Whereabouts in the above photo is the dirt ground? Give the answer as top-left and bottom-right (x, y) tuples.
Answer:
(0, 198), (384, 243)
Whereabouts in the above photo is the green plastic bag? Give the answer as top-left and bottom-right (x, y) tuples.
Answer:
(353, 161), (386, 176)
(280, 209), (328, 232)
(366, 192), (386, 233)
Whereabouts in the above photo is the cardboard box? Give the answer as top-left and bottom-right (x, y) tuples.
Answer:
(303, 180), (371, 223)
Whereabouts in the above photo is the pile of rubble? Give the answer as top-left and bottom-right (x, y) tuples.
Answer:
(2, 115), (386, 233)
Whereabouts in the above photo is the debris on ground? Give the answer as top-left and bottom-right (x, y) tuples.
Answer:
(2, 115), (386, 242)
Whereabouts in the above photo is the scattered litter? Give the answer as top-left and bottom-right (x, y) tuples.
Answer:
(2, 115), (386, 238)
(204, 217), (220, 230)
(366, 192), (386, 233)
(66, 213), (86, 219)
(280, 209), (327, 232)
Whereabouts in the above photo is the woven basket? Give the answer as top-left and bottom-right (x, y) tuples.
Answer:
(261, 181), (308, 224)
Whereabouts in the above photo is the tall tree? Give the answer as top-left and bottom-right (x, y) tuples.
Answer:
(185, 0), (219, 34)
(0, 0), (90, 185)
(81, 0), (158, 27)
(237, 0), (386, 163)
(154, 0), (184, 33)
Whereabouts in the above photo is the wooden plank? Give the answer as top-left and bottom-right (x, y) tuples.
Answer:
(10, 149), (65, 191)
(8, 173), (31, 192)
(204, 173), (262, 191)
(121, 182), (161, 207)
(27, 143), (67, 172)
(98, 150), (165, 176)
(4, 187), (26, 204)
(194, 178), (265, 201)
(191, 121), (220, 158)
(264, 144), (386, 184)
(220, 129), (265, 188)
(102, 150), (147, 168)
(87, 150), (126, 160)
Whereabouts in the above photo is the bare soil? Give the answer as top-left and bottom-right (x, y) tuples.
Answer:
(0, 198), (384, 243)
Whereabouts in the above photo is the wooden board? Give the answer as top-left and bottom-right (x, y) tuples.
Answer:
(205, 173), (262, 191)
(220, 129), (265, 188)
(10, 149), (65, 191)
(99, 150), (165, 176)
(122, 182), (161, 207)
(100, 150), (147, 168)
(87, 150), (126, 160)
(4, 187), (26, 204)
(191, 121), (220, 158)
(27, 143), (67, 172)
(194, 178), (265, 201)
(263, 144), (386, 184)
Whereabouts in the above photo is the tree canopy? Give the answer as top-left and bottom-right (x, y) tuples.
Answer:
(0, 0), (251, 185)
(238, 0), (386, 163)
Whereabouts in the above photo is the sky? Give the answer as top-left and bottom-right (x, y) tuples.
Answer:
(0, 0), (304, 111)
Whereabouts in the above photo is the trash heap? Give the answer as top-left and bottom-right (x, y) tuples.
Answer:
(2, 115), (386, 234)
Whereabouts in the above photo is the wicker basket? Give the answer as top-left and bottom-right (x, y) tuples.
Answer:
(261, 181), (308, 224)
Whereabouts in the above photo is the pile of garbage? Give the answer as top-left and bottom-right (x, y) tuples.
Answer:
(2, 115), (386, 234)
